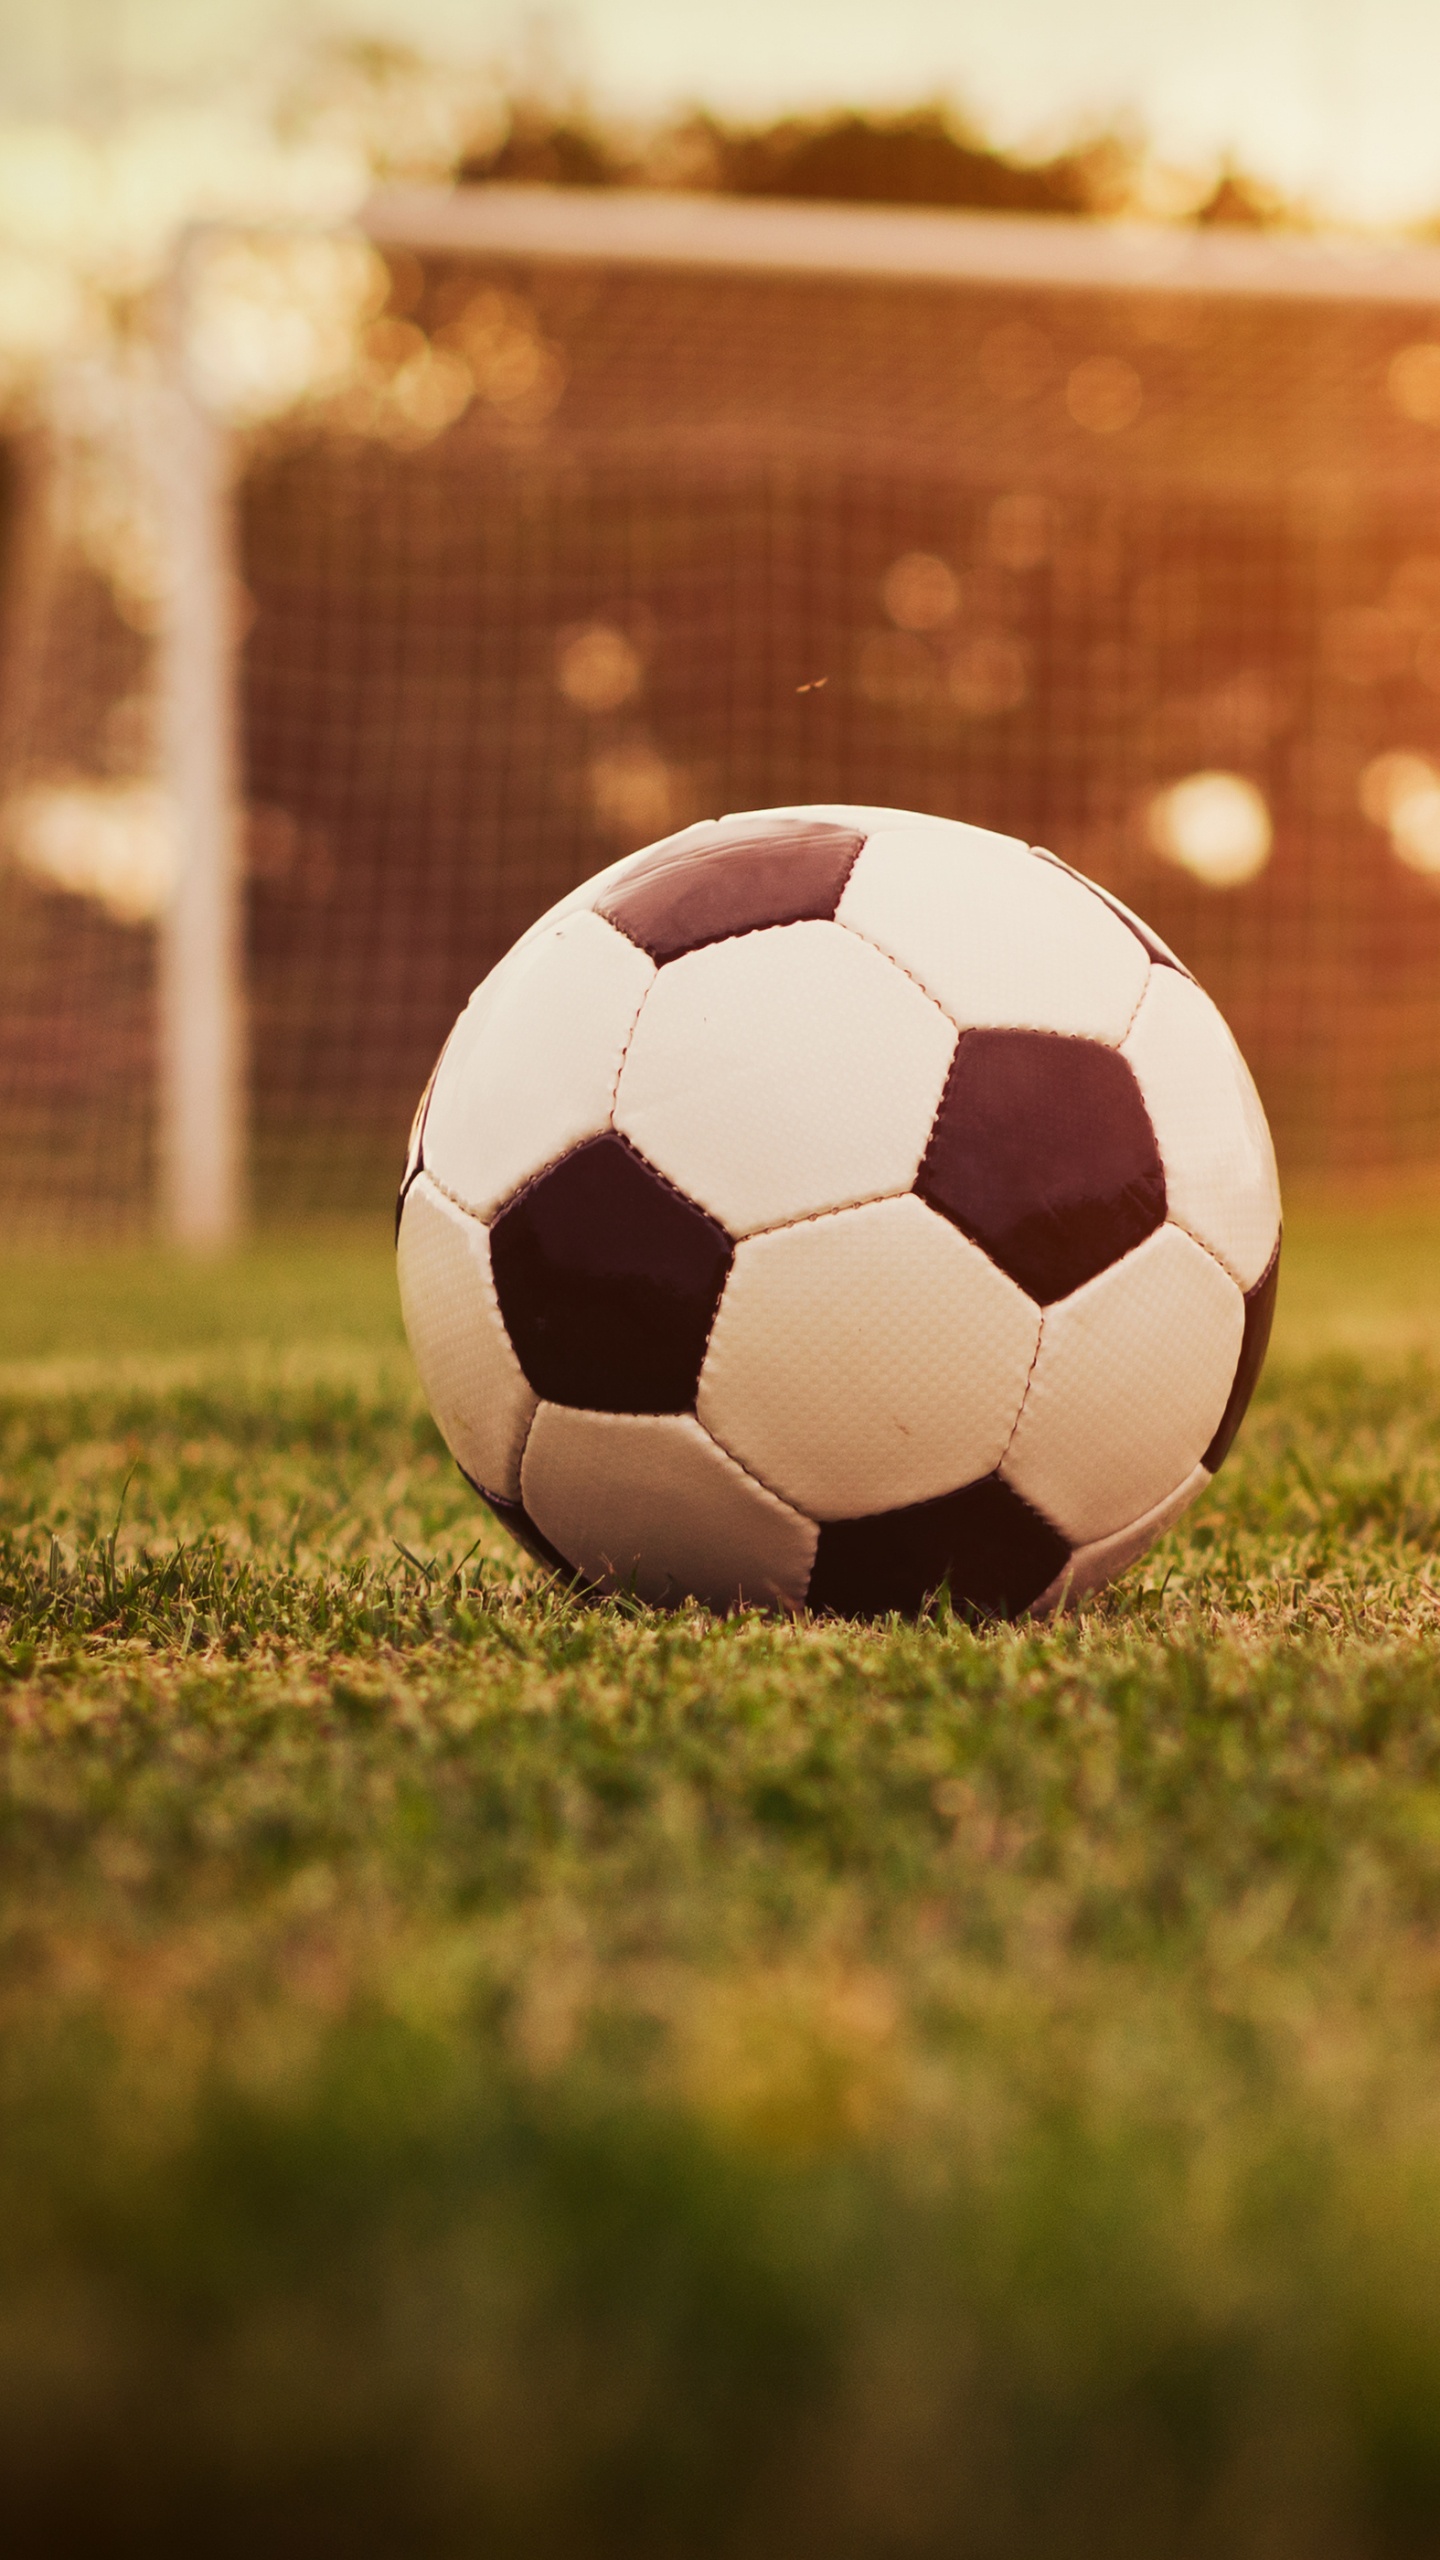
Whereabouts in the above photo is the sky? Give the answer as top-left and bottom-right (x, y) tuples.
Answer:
(9, 0), (1440, 225)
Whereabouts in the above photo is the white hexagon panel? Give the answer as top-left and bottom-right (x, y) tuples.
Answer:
(1122, 965), (1281, 1291)
(613, 919), (955, 1235)
(838, 824), (1151, 1041)
(397, 1175), (536, 1500)
(698, 1193), (1039, 1518)
(1002, 1225), (1244, 1546)
(421, 907), (654, 1219)
(1030, 847), (1190, 972)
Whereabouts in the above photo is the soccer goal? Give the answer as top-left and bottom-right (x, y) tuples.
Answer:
(6, 184), (1440, 1238)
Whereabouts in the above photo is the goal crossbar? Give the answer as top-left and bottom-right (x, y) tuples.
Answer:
(362, 182), (1440, 310)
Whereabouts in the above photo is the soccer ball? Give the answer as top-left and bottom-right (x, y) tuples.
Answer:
(397, 806), (1280, 1618)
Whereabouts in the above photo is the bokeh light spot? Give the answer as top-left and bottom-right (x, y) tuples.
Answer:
(946, 631), (1028, 718)
(856, 630), (941, 707)
(882, 551), (960, 631)
(589, 743), (674, 841)
(1147, 771), (1272, 889)
(1066, 356), (1143, 435)
(188, 234), (387, 426)
(1388, 343), (1440, 427)
(986, 492), (1051, 572)
(1359, 751), (1440, 876)
(5, 780), (178, 923)
(557, 624), (644, 713)
(435, 289), (565, 424)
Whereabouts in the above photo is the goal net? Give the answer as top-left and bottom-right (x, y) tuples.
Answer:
(5, 185), (1440, 1235)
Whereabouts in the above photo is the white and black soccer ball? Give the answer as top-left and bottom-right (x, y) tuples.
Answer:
(397, 805), (1280, 1619)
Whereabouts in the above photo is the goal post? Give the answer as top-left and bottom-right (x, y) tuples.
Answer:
(157, 234), (245, 1249)
(18, 182), (1440, 1240)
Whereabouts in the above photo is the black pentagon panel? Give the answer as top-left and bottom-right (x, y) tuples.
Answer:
(1029, 846), (1192, 977)
(807, 1475), (1070, 1622)
(596, 819), (865, 964)
(917, 1030), (1166, 1305)
(467, 1480), (578, 1583)
(490, 1132), (732, 1414)
(1202, 1235), (1281, 1474)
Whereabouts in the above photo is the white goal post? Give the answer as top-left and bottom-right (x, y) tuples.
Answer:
(157, 236), (246, 1249)
(155, 185), (1440, 1244)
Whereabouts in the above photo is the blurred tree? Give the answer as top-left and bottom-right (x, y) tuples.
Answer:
(662, 108), (1135, 217)
(1193, 162), (1292, 226)
(459, 101), (1288, 227)
(463, 104), (624, 190)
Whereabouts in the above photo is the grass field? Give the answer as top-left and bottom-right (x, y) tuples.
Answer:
(5, 1210), (1440, 2555)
